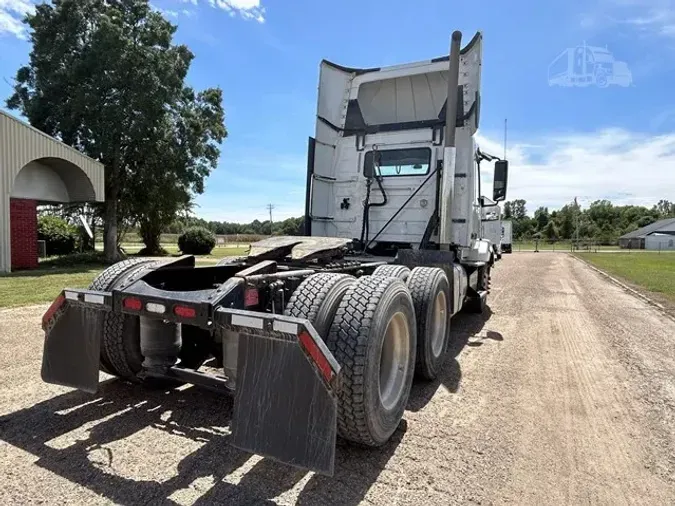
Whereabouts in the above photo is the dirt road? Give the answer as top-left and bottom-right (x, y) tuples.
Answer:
(1, 253), (674, 505)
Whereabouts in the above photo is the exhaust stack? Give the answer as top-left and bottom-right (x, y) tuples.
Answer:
(439, 30), (462, 248)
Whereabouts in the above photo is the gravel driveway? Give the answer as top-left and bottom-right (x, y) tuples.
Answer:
(1, 253), (674, 505)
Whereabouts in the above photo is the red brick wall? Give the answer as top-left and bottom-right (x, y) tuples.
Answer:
(10, 199), (38, 270)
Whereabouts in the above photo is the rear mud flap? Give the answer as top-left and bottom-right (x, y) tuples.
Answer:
(41, 300), (104, 394)
(215, 309), (339, 476)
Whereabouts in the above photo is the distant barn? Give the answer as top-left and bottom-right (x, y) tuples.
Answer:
(618, 218), (675, 250)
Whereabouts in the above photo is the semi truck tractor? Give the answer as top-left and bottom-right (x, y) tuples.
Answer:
(501, 220), (513, 253)
(40, 31), (508, 476)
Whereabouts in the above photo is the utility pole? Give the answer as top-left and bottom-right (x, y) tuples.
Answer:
(574, 196), (580, 251)
(503, 118), (507, 160)
(266, 204), (275, 236)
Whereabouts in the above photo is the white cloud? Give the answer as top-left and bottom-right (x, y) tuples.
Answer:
(208, 0), (265, 23)
(0, 0), (35, 39)
(477, 129), (675, 213)
(584, 0), (675, 39)
(151, 3), (180, 18)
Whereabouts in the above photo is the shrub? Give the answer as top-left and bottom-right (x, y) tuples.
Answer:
(39, 251), (109, 268)
(38, 216), (77, 256)
(178, 226), (216, 255)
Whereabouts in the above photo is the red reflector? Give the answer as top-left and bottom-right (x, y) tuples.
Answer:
(174, 305), (196, 318)
(42, 294), (66, 330)
(298, 331), (333, 383)
(123, 297), (143, 311)
(244, 287), (259, 307)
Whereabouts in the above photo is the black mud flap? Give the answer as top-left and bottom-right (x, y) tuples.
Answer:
(41, 290), (110, 394)
(215, 309), (340, 476)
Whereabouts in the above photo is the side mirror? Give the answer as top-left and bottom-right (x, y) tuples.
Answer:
(493, 160), (508, 202)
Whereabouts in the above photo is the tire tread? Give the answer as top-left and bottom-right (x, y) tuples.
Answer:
(372, 264), (411, 281)
(327, 276), (410, 445)
(89, 258), (157, 379)
(285, 273), (354, 327)
(407, 266), (449, 379)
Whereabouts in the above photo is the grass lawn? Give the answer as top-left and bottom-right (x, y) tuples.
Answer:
(0, 266), (104, 308)
(514, 241), (616, 252)
(576, 252), (675, 303)
(0, 247), (245, 308)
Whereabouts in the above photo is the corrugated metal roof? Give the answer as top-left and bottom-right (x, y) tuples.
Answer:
(619, 218), (675, 239)
(1, 110), (105, 273)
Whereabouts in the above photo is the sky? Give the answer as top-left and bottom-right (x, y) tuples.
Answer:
(2, 0), (675, 221)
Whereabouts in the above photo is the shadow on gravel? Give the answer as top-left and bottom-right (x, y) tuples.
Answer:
(407, 306), (499, 412)
(0, 377), (404, 505)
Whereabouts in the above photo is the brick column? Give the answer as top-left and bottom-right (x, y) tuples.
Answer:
(10, 198), (38, 270)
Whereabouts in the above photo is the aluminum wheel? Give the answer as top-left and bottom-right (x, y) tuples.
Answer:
(379, 311), (411, 411)
(430, 290), (447, 357)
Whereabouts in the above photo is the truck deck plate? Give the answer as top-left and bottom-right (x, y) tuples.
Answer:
(249, 236), (353, 261)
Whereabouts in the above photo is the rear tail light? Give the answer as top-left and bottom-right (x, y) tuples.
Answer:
(244, 288), (259, 307)
(42, 294), (66, 331)
(123, 297), (143, 311)
(298, 331), (334, 383)
(174, 305), (196, 318)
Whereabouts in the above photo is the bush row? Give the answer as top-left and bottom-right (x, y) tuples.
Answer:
(39, 220), (220, 257)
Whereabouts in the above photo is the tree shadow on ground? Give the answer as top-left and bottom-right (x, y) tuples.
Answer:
(407, 305), (502, 412)
(0, 376), (404, 505)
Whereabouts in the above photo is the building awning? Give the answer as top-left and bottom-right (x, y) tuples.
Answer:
(1, 110), (105, 273)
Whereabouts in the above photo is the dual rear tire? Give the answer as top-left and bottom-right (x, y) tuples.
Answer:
(89, 258), (158, 381)
(286, 273), (417, 446)
(407, 267), (451, 380)
(373, 265), (451, 380)
(287, 265), (451, 447)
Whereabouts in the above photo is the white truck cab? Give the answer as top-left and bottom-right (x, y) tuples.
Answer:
(304, 32), (506, 267)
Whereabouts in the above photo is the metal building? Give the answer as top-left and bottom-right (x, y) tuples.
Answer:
(645, 233), (675, 251)
(0, 110), (105, 273)
(618, 218), (675, 250)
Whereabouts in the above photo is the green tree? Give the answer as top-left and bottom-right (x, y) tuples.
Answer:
(554, 203), (575, 239)
(513, 217), (535, 239)
(504, 199), (527, 220)
(636, 215), (657, 228)
(543, 220), (558, 242)
(6, 0), (225, 262)
(503, 202), (512, 219)
(654, 199), (675, 218)
(128, 88), (225, 254)
(534, 206), (550, 231)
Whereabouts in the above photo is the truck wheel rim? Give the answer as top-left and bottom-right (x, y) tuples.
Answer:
(379, 311), (410, 411)
(431, 290), (447, 357)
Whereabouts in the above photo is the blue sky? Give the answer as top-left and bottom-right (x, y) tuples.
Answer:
(2, 0), (675, 221)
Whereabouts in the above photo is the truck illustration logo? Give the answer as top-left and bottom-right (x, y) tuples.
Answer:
(548, 42), (632, 88)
